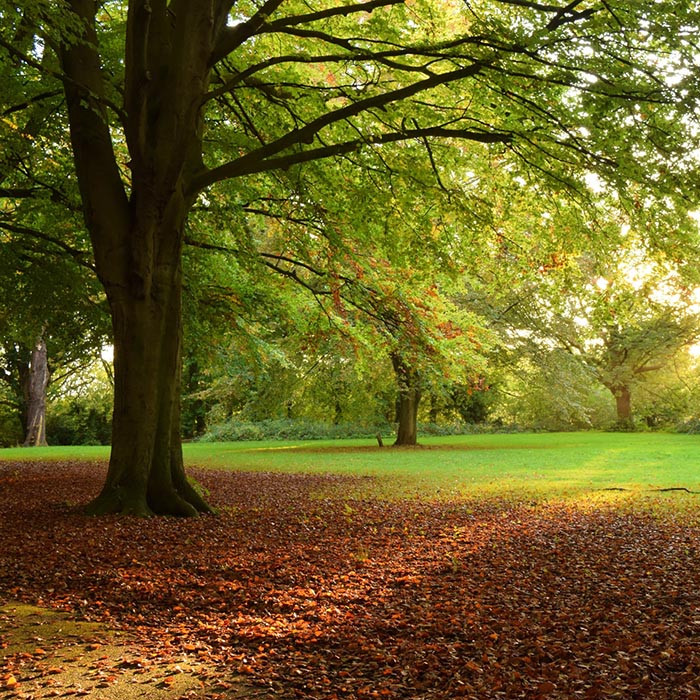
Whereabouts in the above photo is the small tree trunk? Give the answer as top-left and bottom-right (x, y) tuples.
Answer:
(22, 337), (50, 447)
(334, 399), (343, 425)
(392, 352), (421, 446)
(428, 394), (440, 423)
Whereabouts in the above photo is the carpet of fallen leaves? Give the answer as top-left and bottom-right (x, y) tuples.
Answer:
(2, 461), (700, 700)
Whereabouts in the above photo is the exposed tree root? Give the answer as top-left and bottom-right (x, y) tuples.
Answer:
(85, 481), (215, 517)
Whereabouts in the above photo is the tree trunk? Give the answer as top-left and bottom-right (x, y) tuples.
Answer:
(608, 383), (634, 430)
(58, 0), (220, 516)
(22, 337), (49, 447)
(86, 251), (212, 517)
(392, 352), (421, 446)
(428, 394), (440, 423)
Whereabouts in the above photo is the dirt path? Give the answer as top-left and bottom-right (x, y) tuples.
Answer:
(1, 603), (252, 699)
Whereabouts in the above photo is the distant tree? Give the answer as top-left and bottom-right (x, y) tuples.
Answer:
(0, 7), (108, 445)
(487, 237), (700, 428)
(0, 207), (109, 446)
(427, 377), (494, 425)
(493, 348), (615, 430)
(586, 281), (700, 428)
(21, 335), (49, 446)
(0, 165), (110, 443)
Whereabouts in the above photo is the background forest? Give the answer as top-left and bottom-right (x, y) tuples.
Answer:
(5, 206), (700, 447)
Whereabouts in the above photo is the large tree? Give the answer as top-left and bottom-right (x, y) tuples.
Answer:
(4, 0), (697, 514)
(473, 213), (700, 427)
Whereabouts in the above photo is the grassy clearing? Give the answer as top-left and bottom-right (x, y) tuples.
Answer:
(2, 431), (699, 504)
(182, 431), (700, 509)
(0, 444), (109, 462)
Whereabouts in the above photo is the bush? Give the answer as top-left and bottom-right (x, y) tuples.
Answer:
(198, 418), (525, 442)
(675, 418), (700, 434)
(0, 407), (22, 447)
(198, 418), (393, 442)
(46, 400), (112, 446)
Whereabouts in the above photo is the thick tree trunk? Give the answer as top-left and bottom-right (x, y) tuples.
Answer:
(392, 353), (421, 446)
(57, 0), (223, 516)
(608, 383), (634, 429)
(22, 337), (49, 447)
(86, 254), (213, 517)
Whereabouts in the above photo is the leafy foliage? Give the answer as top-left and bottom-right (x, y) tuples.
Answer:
(459, 178), (700, 429)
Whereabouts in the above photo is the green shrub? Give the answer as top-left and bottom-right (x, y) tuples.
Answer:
(198, 418), (393, 442)
(676, 418), (700, 434)
(46, 400), (112, 446)
(198, 418), (525, 442)
(420, 421), (526, 436)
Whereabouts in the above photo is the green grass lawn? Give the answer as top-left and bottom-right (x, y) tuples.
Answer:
(2, 431), (699, 503)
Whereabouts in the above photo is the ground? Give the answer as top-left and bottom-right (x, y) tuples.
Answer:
(2, 460), (700, 699)
(0, 603), (230, 699)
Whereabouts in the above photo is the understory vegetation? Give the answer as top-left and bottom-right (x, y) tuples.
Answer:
(3, 348), (699, 447)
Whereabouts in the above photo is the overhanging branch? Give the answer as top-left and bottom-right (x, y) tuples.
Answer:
(211, 0), (402, 65)
(218, 125), (512, 180)
(0, 220), (94, 270)
(191, 119), (506, 193)
(184, 235), (398, 330)
(264, 0), (402, 32)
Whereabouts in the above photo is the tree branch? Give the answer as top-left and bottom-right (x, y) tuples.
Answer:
(59, 0), (130, 277)
(184, 235), (396, 330)
(208, 124), (511, 182)
(0, 187), (40, 199)
(210, 0), (288, 66)
(0, 220), (94, 270)
(2, 90), (63, 117)
(211, 0), (404, 66)
(264, 0), (402, 31)
(189, 59), (497, 193)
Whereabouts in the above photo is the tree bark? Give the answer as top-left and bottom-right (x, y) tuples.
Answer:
(608, 383), (634, 430)
(392, 352), (421, 446)
(22, 337), (49, 447)
(58, 0), (219, 516)
(86, 242), (212, 516)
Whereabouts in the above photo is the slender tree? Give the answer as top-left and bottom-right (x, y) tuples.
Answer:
(20, 335), (49, 446)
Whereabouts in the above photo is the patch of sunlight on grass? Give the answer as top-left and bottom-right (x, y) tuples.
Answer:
(181, 431), (700, 508)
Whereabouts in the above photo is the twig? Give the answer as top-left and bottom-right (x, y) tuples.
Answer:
(598, 487), (700, 494)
